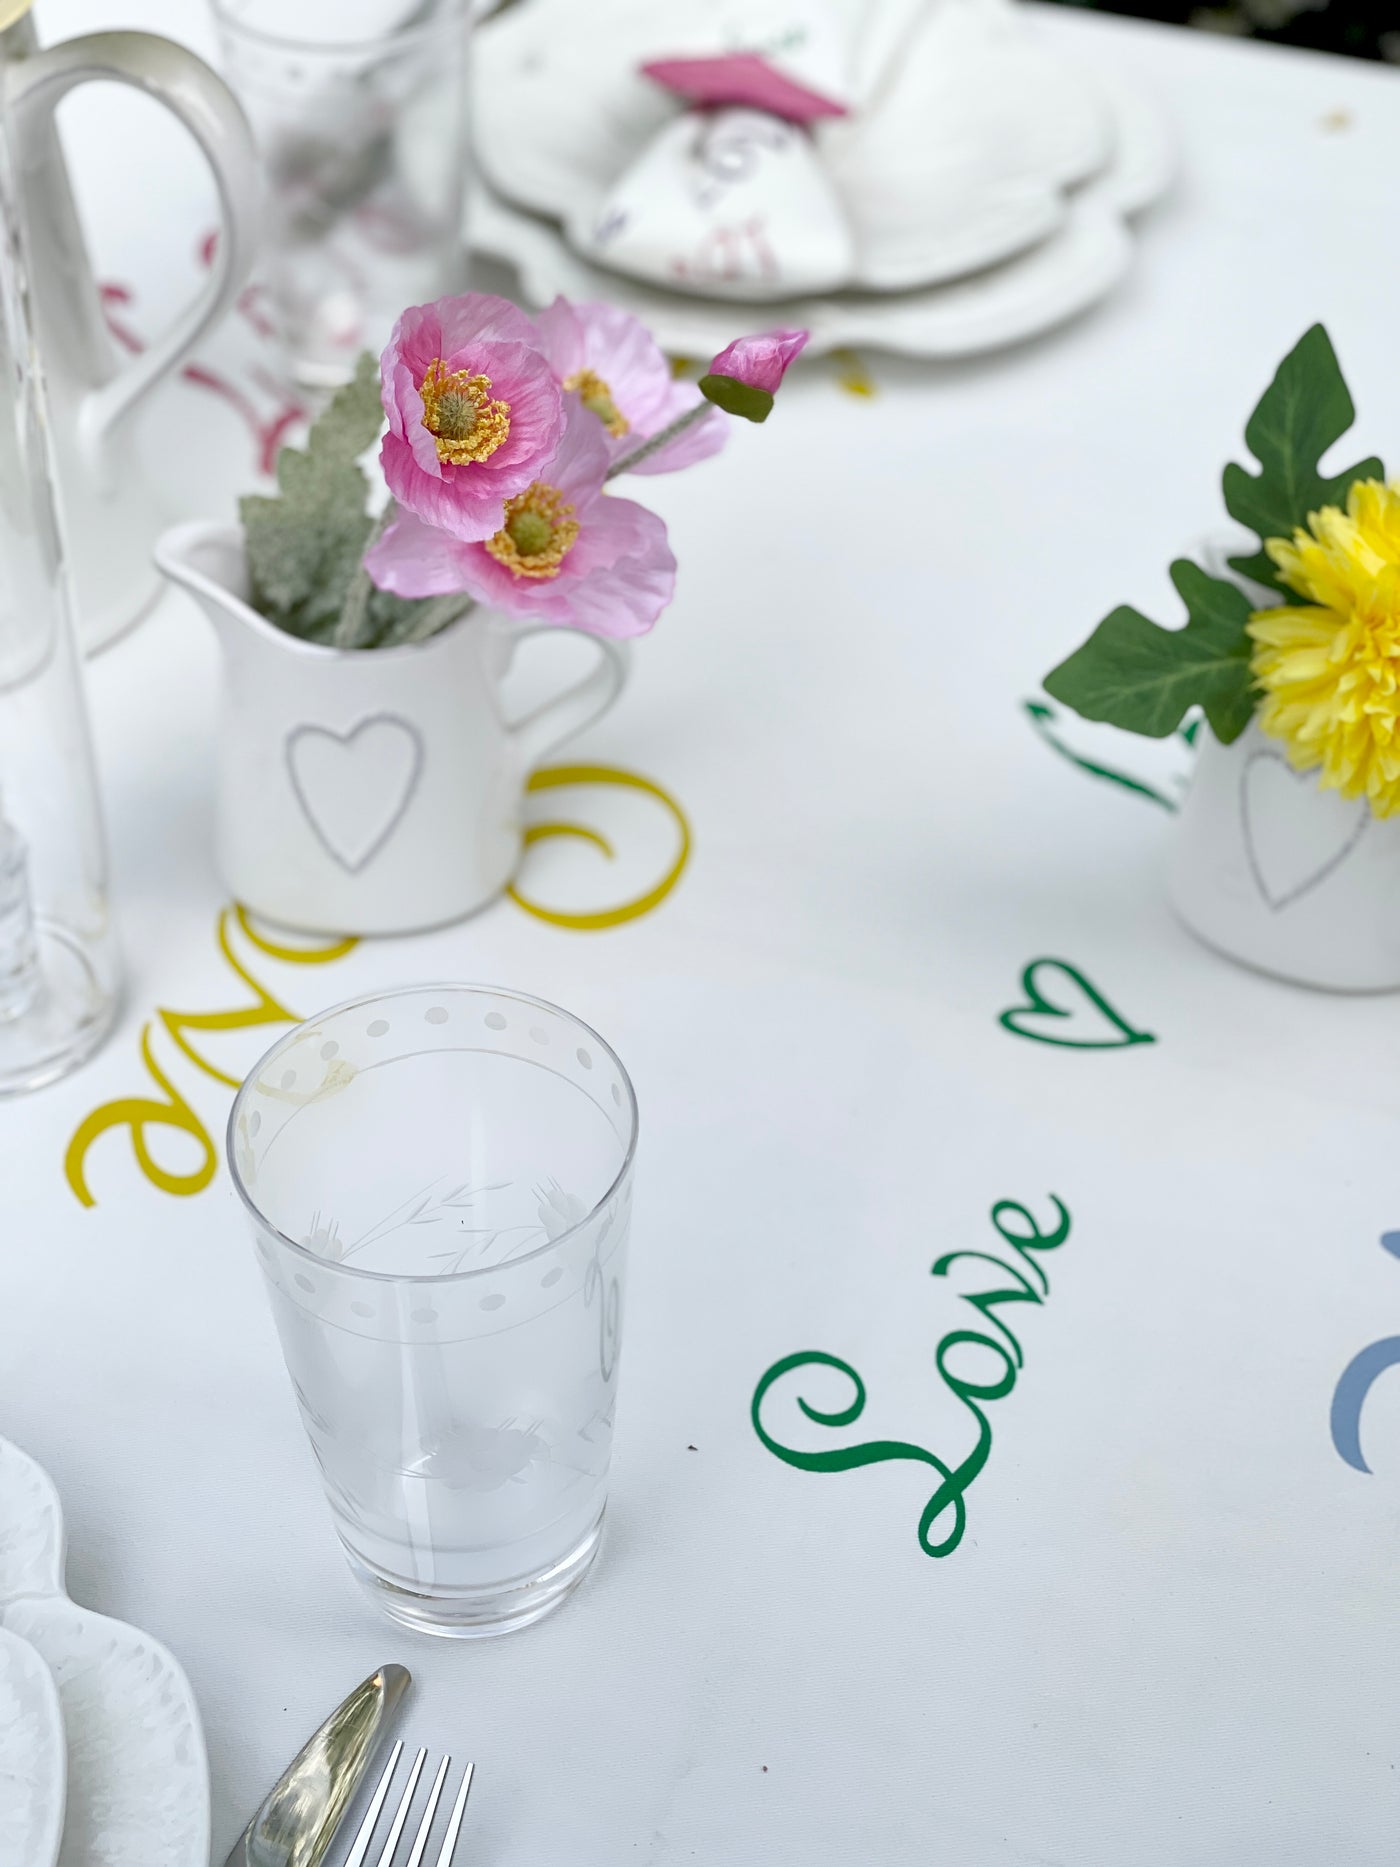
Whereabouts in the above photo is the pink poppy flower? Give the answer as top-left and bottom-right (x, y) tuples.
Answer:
(535, 297), (725, 475)
(366, 398), (677, 638)
(379, 293), (564, 543)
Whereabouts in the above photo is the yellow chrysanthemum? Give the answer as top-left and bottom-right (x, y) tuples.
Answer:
(1248, 478), (1400, 816)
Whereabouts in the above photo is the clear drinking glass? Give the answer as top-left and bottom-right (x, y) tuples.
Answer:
(228, 983), (637, 1637)
(0, 86), (121, 1093)
(211, 0), (471, 388)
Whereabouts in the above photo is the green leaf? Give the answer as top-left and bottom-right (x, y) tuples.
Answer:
(362, 586), (431, 648)
(240, 351), (384, 640)
(304, 348), (386, 465)
(698, 373), (773, 422)
(1222, 323), (1383, 596)
(1043, 559), (1257, 744)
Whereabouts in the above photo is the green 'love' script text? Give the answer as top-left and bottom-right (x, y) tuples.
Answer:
(751, 1194), (1071, 1558)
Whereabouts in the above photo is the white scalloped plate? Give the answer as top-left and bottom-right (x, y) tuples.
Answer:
(470, 71), (1170, 360)
(473, 179), (1126, 359)
(473, 0), (1146, 302)
(0, 1624), (66, 1867)
(0, 1438), (210, 1867)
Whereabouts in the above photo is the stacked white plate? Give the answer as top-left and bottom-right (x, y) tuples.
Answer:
(0, 1438), (209, 1867)
(470, 0), (1173, 358)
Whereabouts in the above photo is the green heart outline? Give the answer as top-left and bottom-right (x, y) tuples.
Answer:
(999, 958), (1157, 1051)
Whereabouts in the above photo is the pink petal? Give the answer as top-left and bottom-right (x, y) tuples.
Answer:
(560, 498), (677, 637)
(437, 536), (538, 614)
(545, 395), (612, 504)
(389, 356), (448, 481)
(534, 297), (588, 382)
(708, 327), (810, 394)
(504, 498), (676, 636)
(528, 492), (676, 634)
(386, 301), (445, 386)
(642, 54), (847, 123)
(566, 486), (667, 577)
(536, 298), (725, 474)
(378, 433), (509, 543)
(469, 342), (567, 481)
(365, 510), (480, 598)
(434, 292), (542, 358)
(561, 302), (666, 418)
(563, 545), (676, 637)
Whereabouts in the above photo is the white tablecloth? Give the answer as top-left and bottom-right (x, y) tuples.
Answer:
(10, 5), (1400, 1862)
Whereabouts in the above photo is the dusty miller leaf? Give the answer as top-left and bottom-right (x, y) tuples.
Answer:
(362, 587), (429, 648)
(1043, 559), (1256, 745)
(302, 349), (386, 463)
(1223, 323), (1383, 596)
(239, 351), (384, 640)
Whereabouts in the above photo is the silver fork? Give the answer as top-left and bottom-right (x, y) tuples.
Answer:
(341, 1741), (476, 1867)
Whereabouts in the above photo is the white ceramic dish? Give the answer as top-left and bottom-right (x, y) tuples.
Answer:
(472, 0), (1169, 322)
(473, 174), (1150, 363)
(0, 1624), (66, 1867)
(471, 28), (1171, 359)
(0, 1438), (210, 1867)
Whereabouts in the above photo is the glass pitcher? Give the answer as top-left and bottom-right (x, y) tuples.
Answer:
(0, 84), (120, 1094)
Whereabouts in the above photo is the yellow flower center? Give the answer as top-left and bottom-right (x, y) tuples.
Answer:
(484, 482), (579, 581)
(564, 367), (630, 438)
(419, 358), (511, 465)
(1249, 478), (1400, 815)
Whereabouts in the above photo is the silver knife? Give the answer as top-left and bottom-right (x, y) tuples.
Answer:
(224, 1664), (412, 1867)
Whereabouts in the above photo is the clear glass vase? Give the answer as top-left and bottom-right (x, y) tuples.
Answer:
(229, 984), (638, 1637)
(0, 103), (120, 1095)
(211, 0), (472, 389)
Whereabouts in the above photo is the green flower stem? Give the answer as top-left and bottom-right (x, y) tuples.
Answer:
(606, 403), (713, 480)
(399, 592), (476, 645)
(334, 501), (397, 650)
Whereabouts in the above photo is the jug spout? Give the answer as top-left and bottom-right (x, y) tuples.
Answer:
(154, 519), (271, 655)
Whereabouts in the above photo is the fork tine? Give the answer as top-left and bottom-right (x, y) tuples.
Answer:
(341, 1741), (404, 1867)
(432, 1762), (475, 1866)
(401, 1753), (450, 1867)
(373, 1747), (427, 1867)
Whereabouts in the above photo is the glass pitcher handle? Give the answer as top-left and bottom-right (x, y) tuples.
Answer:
(4, 30), (259, 480)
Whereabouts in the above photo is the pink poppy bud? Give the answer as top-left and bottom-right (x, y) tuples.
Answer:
(700, 328), (810, 421)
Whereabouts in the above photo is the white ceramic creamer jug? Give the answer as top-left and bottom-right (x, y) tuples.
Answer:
(156, 521), (632, 936)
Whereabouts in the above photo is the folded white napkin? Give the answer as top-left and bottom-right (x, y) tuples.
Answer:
(564, 1), (869, 300)
(570, 105), (856, 302)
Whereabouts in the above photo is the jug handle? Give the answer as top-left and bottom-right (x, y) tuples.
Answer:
(4, 31), (259, 483)
(505, 629), (632, 772)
